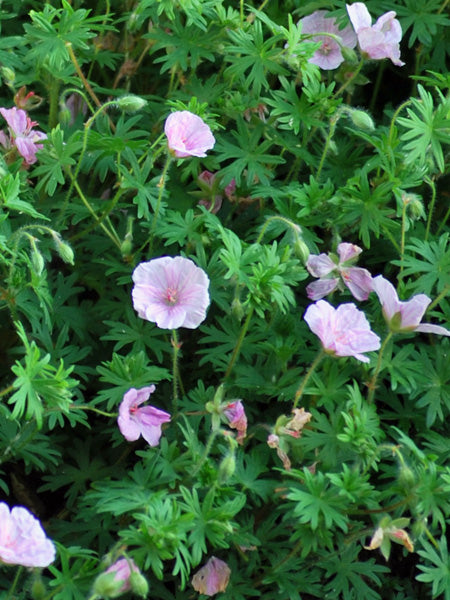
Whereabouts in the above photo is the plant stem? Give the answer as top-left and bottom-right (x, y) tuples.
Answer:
(424, 177), (436, 241)
(0, 383), (14, 398)
(70, 405), (117, 418)
(224, 307), (254, 379)
(66, 42), (103, 110)
(388, 99), (412, 148)
(333, 58), (364, 99)
(191, 429), (219, 478)
(367, 331), (393, 403)
(316, 117), (337, 180)
(293, 349), (324, 409)
(48, 76), (61, 129)
(398, 197), (408, 282)
(6, 566), (22, 600)
(256, 215), (301, 245)
(171, 329), (183, 415)
(148, 154), (172, 248)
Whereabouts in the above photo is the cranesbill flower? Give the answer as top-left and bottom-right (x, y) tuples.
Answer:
(224, 400), (247, 444)
(0, 502), (56, 568)
(304, 300), (381, 363)
(372, 276), (450, 336)
(346, 3), (404, 66)
(306, 242), (373, 301)
(300, 10), (357, 70)
(164, 111), (215, 158)
(132, 256), (210, 330)
(118, 387), (170, 446)
(0, 107), (47, 165)
(192, 556), (231, 596)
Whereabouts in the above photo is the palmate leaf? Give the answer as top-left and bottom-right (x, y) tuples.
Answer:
(417, 538), (450, 600)
(383, 0), (450, 47)
(215, 118), (285, 186)
(397, 85), (450, 173)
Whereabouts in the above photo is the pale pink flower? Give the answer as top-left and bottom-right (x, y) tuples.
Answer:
(192, 556), (231, 596)
(346, 3), (404, 66)
(132, 256), (210, 329)
(300, 10), (357, 70)
(224, 400), (247, 444)
(0, 502), (56, 568)
(304, 300), (381, 363)
(0, 107), (47, 165)
(372, 276), (450, 336)
(164, 111), (215, 158)
(306, 242), (373, 301)
(118, 386), (170, 446)
(105, 558), (140, 594)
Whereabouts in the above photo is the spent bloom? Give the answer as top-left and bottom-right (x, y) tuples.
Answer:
(306, 242), (373, 301)
(300, 10), (357, 70)
(0, 107), (47, 165)
(304, 300), (381, 363)
(373, 276), (450, 336)
(118, 386), (170, 447)
(0, 502), (56, 568)
(346, 3), (404, 66)
(192, 556), (231, 596)
(164, 110), (215, 158)
(132, 256), (210, 330)
(224, 400), (247, 444)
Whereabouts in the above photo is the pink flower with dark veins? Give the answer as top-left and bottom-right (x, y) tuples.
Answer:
(164, 111), (215, 158)
(306, 242), (373, 301)
(132, 256), (210, 330)
(372, 276), (450, 336)
(192, 556), (231, 596)
(300, 10), (357, 70)
(0, 503), (56, 568)
(118, 386), (170, 446)
(304, 300), (381, 363)
(346, 3), (404, 66)
(0, 107), (47, 165)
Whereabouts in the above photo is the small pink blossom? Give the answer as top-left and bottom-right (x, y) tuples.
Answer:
(0, 107), (47, 165)
(372, 276), (450, 336)
(300, 10), (357, 70)
(118, 386), (170, 446)
(306, 242), (373, 301)
(347, 3), (404, 66)
(105, 558), (140, 594)
(304, 300), (381, 363)
(132, 256), (210, 329)
(191, 556), (231, 596)
(0, 502), (56, 568)
(164, 111), (215, 158)
(224, 400), (247, 444)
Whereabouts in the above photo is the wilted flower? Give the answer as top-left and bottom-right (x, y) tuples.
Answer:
(283, 408), (312, 437)
(224, 400), (247, 444)
(372, 276), (450, 336)
(0, 502), (56, 568)
(304, 300), (381, 363)
(365, 517), (414, 560)
(306, 242), (373, 301)
(132, 256), (210, 330)
(267, 433), (291, 470)
(300, 10), (357, 70)
(192, 556), (231, 596)
(164, 110), (215, 158)
(346, 3), (404, 66)
(0, 107), (46, 165)
(118, 386), (170, 446)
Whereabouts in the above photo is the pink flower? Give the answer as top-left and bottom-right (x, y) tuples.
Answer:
(306, 242), (373, 301)
(118, 386), (170, 446)
(0, 502), (56, 568)
(191, 556), (231, 596)
(132, 256), (210, 329)
(300, 10), (357, 70)
(304, 300), (381, 363)
(0, 107), (47, 165)
(224, 400), (247, 444)
(346, 3), (404, 66)
(164, 111), (215, 158)
(104, 558), (139, 594)
(372, 276), (450, 336)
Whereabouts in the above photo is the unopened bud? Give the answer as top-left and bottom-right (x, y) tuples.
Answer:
(218, 453), (236, 484)
(402, 193), (425, 220)
(116, 95), (147, 112)
(350, 109), (375, 131)
(340, 46), (357, 63)
(31, 575), (46, 599)
(92, 572), (124, 598)
(129, 571), (149, 598)
(51, 232), (75, 265)
(30, 244), (45, 275)
(398, 464), (415, 489)
(1, 66), (15, 86)
(293, 238), (310, 264)
(59, 106), (72, 127)
(231, 297), (244, 321)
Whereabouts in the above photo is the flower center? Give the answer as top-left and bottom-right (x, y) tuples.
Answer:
(321, 41), (331, 55)
(165, 287), (179, 305)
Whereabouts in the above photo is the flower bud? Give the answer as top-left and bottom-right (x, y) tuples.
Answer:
(218, 453), (236, 484)
(129, 571), (149, 598)
(51, 232), (75, 265)
(349, 109), (375, 131)
(340, 46), (358, 63)
(116, 95), (147, 112)
(30, 242), (45, 275)
(398, 463), (415, 489)
(231, 297), (244, 321)
(31, 574), (47, 600)
(1, 66), (15, 86)
(293, 238), (310, 264)
(92, 572), (125, 598)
